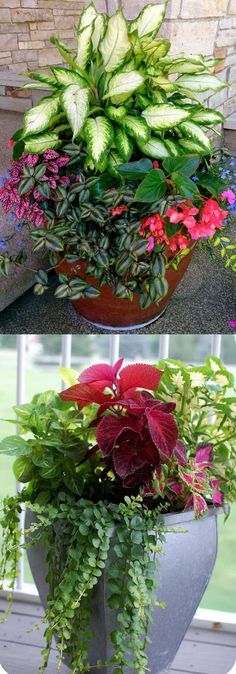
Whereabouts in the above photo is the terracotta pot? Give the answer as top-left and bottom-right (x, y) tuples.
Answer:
(57, 250), (193, 330)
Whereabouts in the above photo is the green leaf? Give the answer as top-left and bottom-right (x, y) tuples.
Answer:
(171, 172), (200, 199)
(45, 233), (64, 251)
(142, 104), (190, 130)
(0, 435), (31, 457)
(178, 138), (209, 155)
(176, 73), (227, 92)
(121, 115), (149, 142)
(13, 140), (25, 161)
(85, 116), (114, 166)
(77, 2), (97, 32)
(191, 108), (224, 125)
(137, 137), (170, 158)
(131, 2), (167, 37)
(24, 132), (62, 154)
(197, 173), (226, 198)
(62, 84), (89, 139)
(59, 367), (78, 386)
(131, 530), (143, 544)
(114, 127), (133, 161)
(18, 176), (35, 196)
(13, 456), (33, 482)
(104, 70), (144, 103)
(163, 155), (201, 177)
(100, 10), (130, 73)
(141, 37), (170, 63)
(51, 66), (87, 88)
(107, 151), (124, 178)
(117, 158), (153, 179)
(179, 120), (212, 152)
(105, 105), (127, 122)
(84, 285), (100, 298)
(23, 94), (60, 137)
(26, 70), (57, 88)
(134, 169), (166, 203)
(64, 472), (84, 496)
(76, 23), (94, 70)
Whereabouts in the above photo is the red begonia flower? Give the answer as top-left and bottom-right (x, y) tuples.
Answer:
(111, 205), (129, 216)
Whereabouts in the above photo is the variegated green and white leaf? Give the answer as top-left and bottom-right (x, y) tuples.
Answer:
(107, 150), (124, 179)
(121, 115), (150, 142)
(142, 104), (190, 130)
(150, 75), (175, 92)
(191, 108), (224, 125)
(84, 116), (114, 166)
(76, 24), (94, 70)
(166, 60), (206, 74)
(131, 2), (167, 37)
(92, 14), (106, 50)
(23, 94), (61, 137)
(175, 73), (227, 92)
(105, 105), (127, 122)
(164, 138), (181, 156)
(104, 70), (145, 103)
(114, 127), (133, 161)
(77, 2), (97, 33)
(62, 84), (89, 139)
(141, 38), (170, 63)
(24, 132), (62, 154)
(179, 138), (210, 155)
(51, 66), (87, 88)
(100, 11), (130, 73)
(179, 120), (212, 152)
(26, 71), (58, 88)
(137, 137), (170, 158)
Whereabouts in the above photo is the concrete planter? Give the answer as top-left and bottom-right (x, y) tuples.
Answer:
(26, 507), (219, 674)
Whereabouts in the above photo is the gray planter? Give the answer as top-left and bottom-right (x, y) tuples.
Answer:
(26, 507), (219, 674)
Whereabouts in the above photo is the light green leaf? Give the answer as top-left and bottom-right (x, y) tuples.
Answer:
(179, 138), (209, 155)
(164, 138), (181, 156)
(24, 132), (62, 154)
(0, 435), (31, 457)
(166, 60), (206, 74)
(191, 108), (224, 125)
(23, 94), (60, 137)
(62, 84), (89, 139)
(131, 2), (167, 37)
(137, 137), (170, 158)
(92, 14), (106, 50)
(77, 23), (94, 70)
(107, 150), (124, 178)
(175, 73), (227, 92)
(179, 120), (212, 152)
(141, 37), (170, 63)
(85, 116), (114, 166)
(51, 66), (87, 88)
(114, 127), (133, 161)
(122, 115), (150, 142)
(77, 2), (97, 32)
(59, 367), (78, 386)
(142, 104), (190, 130)
(105, 105), (127, 122)
(104, 70), (145, 102)
(26, 71), (58, 88)
(100, 10), (130, 73)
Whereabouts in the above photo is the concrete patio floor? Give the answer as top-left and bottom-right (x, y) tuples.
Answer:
(0, 111), (235, 334)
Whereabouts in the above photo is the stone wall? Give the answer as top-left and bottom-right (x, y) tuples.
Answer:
(0, 0), (235, 119)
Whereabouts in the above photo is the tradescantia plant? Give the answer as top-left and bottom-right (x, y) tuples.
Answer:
(0, 357), (235, 673)
(11, 1), (226, 165)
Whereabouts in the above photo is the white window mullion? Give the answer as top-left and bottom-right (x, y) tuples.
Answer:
(109, 335), (120, 364)
(61, 335), (72, 389)
(159, 335), (170, 360)
(211, 334), (222, 358)
(15, 334), (27, 590)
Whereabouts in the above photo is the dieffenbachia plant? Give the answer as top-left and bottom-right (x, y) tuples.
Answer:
(13, 1), (226, 169)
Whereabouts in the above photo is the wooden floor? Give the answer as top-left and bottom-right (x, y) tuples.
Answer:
(0, 598), (236, 674)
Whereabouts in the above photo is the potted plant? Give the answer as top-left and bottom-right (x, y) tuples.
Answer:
(0, 356), (235, 674)
(0, 2), (235, 328)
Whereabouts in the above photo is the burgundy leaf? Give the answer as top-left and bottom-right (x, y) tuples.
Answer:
(174, 440), (187, 466)
(146, 408), (178, 460)
(125, 465), (153, 488)
(118, 364), (163, 397)
(195, 444), (212, 468)
(96, 415), (141, 456)
(60, 383), (108, 409)
(113, 438), (147, 480)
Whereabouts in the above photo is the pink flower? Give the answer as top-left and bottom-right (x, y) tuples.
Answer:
(228, 320), (236, 329)
(147, 236), (155, 252)
(153, 161), (160, 169)
(221, 189), (236, 206)
(7, 139), (15, 149)
(166, 203), (199, 225)
(186, 199), (228, 240)
(111, 205), (129, 216)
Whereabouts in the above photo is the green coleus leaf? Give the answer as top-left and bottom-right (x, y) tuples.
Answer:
(77, 23), (94, 70)
(62, 84), (89, 139)
(179, 120), (212, 152)
(13, 456), (34, 483)
(85, 116), (114, 166)
(131, 2), (167, 37)
(121, 115), (149, 142)
(92, 13), (106, 50)
(104, 70), (145, 102)
(23, 94), (60, 137)
(137, 137), (170, 158)
(142, 104), (190, 130)
(171, 172), (200, 200)
(51, 66), (87, 88)
(105, 105), (127, 122)
(134, 169), (167, 203)
(100, 10), (130, 73)
(77, 2), (97, 32)
(163, 155), (201, 177)
(0, 435), (31, 456)
(24, 132), (62, 154)
(114, 127), (133, 161)
(175, 73), (227, 92)
(117, 158), (153, 179)
(191, 108), (224, 125)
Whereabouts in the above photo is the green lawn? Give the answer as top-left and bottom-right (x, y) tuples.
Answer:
(0, 348), (236, 611)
